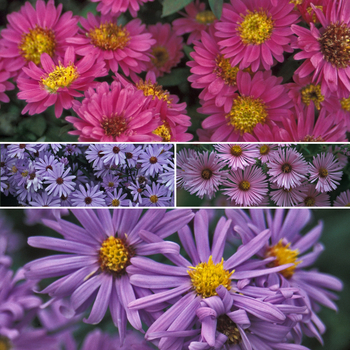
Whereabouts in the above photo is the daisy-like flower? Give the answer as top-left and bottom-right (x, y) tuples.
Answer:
(123, 145), (143, 168)
(267, 148), (309, 190)
(85, 144), (105, 170)
(270, 183), (305, 207)
(142, 183), (172, 207)
(106, 188), (130, 207)
(157, 159), (175, 192)
(90, 0), (154, 17)
(298, 184), (330, 207)
(138, 145), (171, 177)
(145, 23), (183, 78)
(44, 163), (76, 198)
(71, 183), (106, 207)
(256, 144), (278, 163)
(24, 209), (194, 341)
(128, 180), (144, 205)
(17, 47), (106, 118)
(101, 174), (121, 193)
(0, 0), (79, 77)
(334, 189), (350, 206)
(199, 71), (292, 141)
(67, 13), (155, 76)
(214, 144), (259, 170)
(7, 144), (36, 159)
(101, 144), (127, 167)
(0, 59), (15, 107)
(35, 154), (60, 177)
(292, 1), (350, 96)
(172, 0), (217, 45)
(29, 191), (61, 207)
(309, 152), (343, 192)
(66, 81), (161, 142)
(222, 165), (268, 206)
(215, 0), (299, 72)
(180, 151), (227, 199)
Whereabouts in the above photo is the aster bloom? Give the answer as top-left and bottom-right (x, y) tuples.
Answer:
(214, 144), (259, 170)
(85, 144), (106, 170)
(180, 151), (227, 199)
(222, 165), (268, 207)
(0, 0), (79, 77)
(44, 163), (76, 198)
(145, 23), (184, 78)
(29, 191), (61, 207)
(308, 152), (343, 193)
(66, 13), (155, 76)
(101, 174), (121, 192)
(292, 1), (350, 96)
(90, 0), (154, 17)
(24, 209), (194, 341)
(17, 46), (107, 118)
(298, 184), (330, 207)
(256, 144), (278, 163)
(138, 145), (170, 177)
(34, 154), (60, 177)
(215, 0), (299, 72)
(270, 183), (305, 207)
(199, 71), (292, 141)
(101, 144), (127, 167)
(142, 183), (172, 207)
(0, 59), (15, 106)
(7, 144), (37, 159)
(267, 148), (309, 190)
(66, 81), (161, 142)
(106, 188), (130, 207)
(71, 183), (106, 207)
(157, 159), (175, 192)
(334, 189), (350, 206)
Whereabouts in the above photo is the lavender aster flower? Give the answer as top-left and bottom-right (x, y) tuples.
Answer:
(29, 191), (61, 207)
(106, 188), (130, 207)
(142, 183), (172, 207)
(102, 144), (128, 167)
(138, 145), (171, 177)
(44, 164), (76, 198)
(71, 183), (106, 207)
(85, 144), (105, 170)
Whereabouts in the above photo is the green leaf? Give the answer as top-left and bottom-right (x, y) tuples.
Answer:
(25, 115), (47, 137)
(183, 45), (194, 60)
(162, 0), (192, 17)
(59, 124), (74, 136)
(209, 0), (223, 20)
(157, 68), (190, 86)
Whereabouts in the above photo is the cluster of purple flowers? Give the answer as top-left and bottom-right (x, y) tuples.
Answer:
(2, 208), (341, 350)
(0, 143), (174, 207)
(177, 144), (350, 207)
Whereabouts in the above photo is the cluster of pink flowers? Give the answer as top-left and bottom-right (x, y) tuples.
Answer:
(177, 144), (350, 207)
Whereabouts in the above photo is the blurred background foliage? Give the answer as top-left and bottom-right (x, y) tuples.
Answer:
(176, 143), (350, 207)
(0, 208), (349, 349)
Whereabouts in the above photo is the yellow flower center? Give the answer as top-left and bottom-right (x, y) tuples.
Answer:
(11, 166), (18, 174)
(217, 315), (242, 345)
(19, 26), (56, 65)
(21, 170), (29, 177)
(226, 96), (268, 134)
(340, 96), (350, 111)
(201, 168), (213, 180)
(188, 256), (233, 298)
(150, 195), (158, 203)
(153, 122), (172, 141)
(151, 46), (169, 68)
(100, 115), (127, 137)
(304, 196), (316, 206)
(0, 336), (11, 350)
(89, 22), (130, 51)
(301, 84), (324, 110)
(108, 182), (114, 188)
(195, 10), (216, 25)
(41, 63), (79, 93)
(266, 240), (301, 279)
(319, 22), (350, 68)
(238, 180), (251, 191)
(99, 236), (133, 274)
(136, 80), (171, 104)
(214, 55), (240, 86)
(302, 135), (325, 142)
(259, 144), (270, 155)
(319, 167), (328, 178)
(345, 203), (350, 207)
(306, 5), (323, 23)
(289, 0), (303, 6)
(282, 163), (292, 173)
(238, 10), (274, 45)
(111, 199), (120, 207)
(230, 145), (243, 157)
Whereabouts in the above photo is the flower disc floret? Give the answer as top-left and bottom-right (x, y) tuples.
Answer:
(214, 55), (240, 86)
(153, 123), (172, 141)
(100, 115), (127, 138)
(217, 315), (242, 345)
(151, 46), (169, 68)
(188, 256), (233, 298)
(136, 79), (171, 103)
(301, 83), (324, 110)
(340, 97), (350, 111)
(195, 10), (216, 24)
(230, 145), (243, 156)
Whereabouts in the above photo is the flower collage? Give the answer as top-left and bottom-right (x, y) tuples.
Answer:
(0, 0), (350, 350)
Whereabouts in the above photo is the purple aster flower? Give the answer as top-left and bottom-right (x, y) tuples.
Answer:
(29, 191), (61, 207)
(44, 164), (76, 198)
(101, 174), (121, 192)
(270, 183), (305, 207)
(267, 148), (309, 190)
(101, 144), (128, 167)
(123, 144), (143, 168)
(106, 188), (130, 207)
(85, 144), (105, 170)
(157, 159), (175, 192)
(128, 210), (293, 349)
(256, 144), (278, 163)
(25, 209), (194, 342)
(50, 144), (62, 154)
(334, 190), (350, 206)
(24, 209), (69, 226)
(0, 213), (24, 255)
(214, 144), (259, 170)
(35, 154), (60, 177)
(71, 183), (106, 207)
(128, 180), (144, 205)
(142, 183), (172, 207)
(298, 184), (330, 207)
(138, 145), (171, 177)
(7, 144), (37, 159)
(63, 145), (82, 157)
(309, 152), (343, 193)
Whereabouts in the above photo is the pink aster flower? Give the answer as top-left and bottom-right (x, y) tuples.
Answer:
(256, 144), (278, 163)
(297, 183), (330, 207)
(215, 0), (299, 72)
(0, 0), (79, 78)
(180, 151), (228, 199)
(0, 59), (15, 106)
(145, 23), (184, 78)
(309, 152), (343, 193)
(172, 0), (217, 45)
(267, 148), (309, 190)
(199, 70), (292, 141)
(213, 144), (259, 170)
(90, 0), (154, 17)
(222, 165), (268, 206)
(66, 13), (155, 77)
(292, 1), (350, 96)
(334, 190), (350, 206)
(17, 46), (106, 118)
(66, 81), (161, 142)
(270, 183), (305, 207)
(297, 0), (328, 25)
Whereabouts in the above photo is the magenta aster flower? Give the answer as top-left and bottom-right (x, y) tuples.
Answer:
(24, 209), (194, 341)
(222, 165), (268, 207)
(292, 1), (350, 96)
(90, 0), (154, 17)
(145, 23), (183, 78)
(17, 47), (106, 118)
(199, 71), (292, 141)
(334, 189), (350, 206)
(215, 0), (299, 72)
(309, 152), (343, 193)
(267, 148), (309, 190)
(0, 0), (78, 77)
(0, 59), (15, 106)
(172, 0), (217, 45)
(298, 184), (330, 207)
(66, 81), (161, 142)
(214, 144), (259, 170)
(67, 13), (155, 76)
